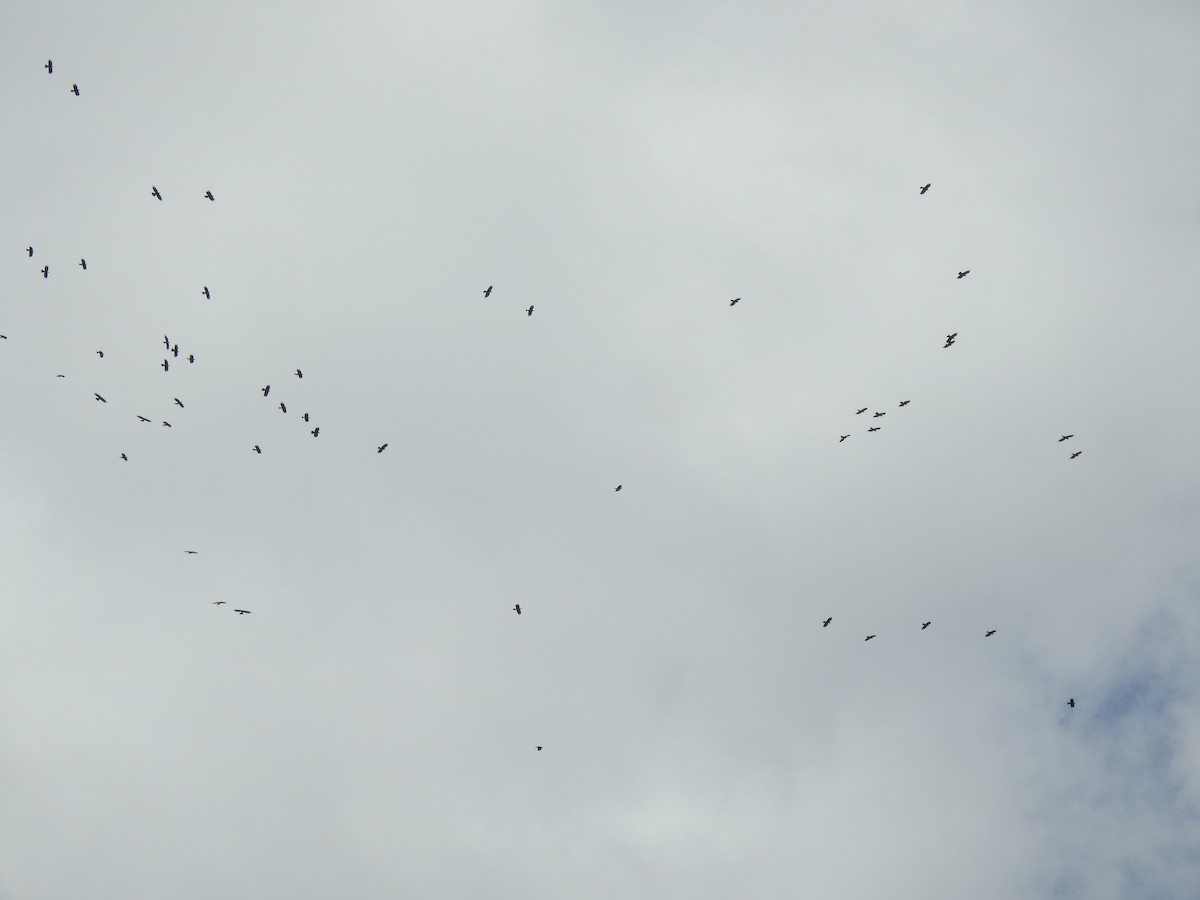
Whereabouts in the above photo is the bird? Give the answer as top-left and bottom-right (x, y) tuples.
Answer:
(202, 286), (210, 299)
(174, 398), (184, 408)
(151, 186), (162, 200)
(615, 484), (622, 491)
(873, 411), (886, 418)
(26, 247), (33, 257)
(865, 634), (876, 641)
(855, 407), (868, 415)
(96, 350), (104, 358)
(172, 345), (179, 358)
(1070, 451), (1082, 459)
(822, 617), (832, 627)
(839, 434), (850, 442)
(78, 259), (87, 270)
(899, 400), (911, 407)
(252, 445), (262, 454)
(921, 621), (931, 629)
(184, 550), (198, 555)
(513, 604), (522, 615)
(311, 427), (319, 437)
(944, 332), (957, 348)
(56, 375), (65, 378)
(1068, 698), (1076, 708)
(279, 403), (287, 414)
(957, 270), (970, 279)
(295, 369), (302, 378)
(234, 609), (251, 615)
(536, 746), (542, 751)
(868, 426), (881, 432)
(161, 359), (169, 371)
(136, 415), (150, 422)
(70, 84), (80, 96)
(212, 601), (226, 605)
(187, 354), (195, 364)
(526, 305), (534, 316)
(94, 393), (106, 403)
(45, 60), (53, 74)
(730, 297), (740, 306)
(483, 285), (493, 297)
(41, 266), (49, 278)
(377, 444), (388, 453)
(985, 630), (996, 637)
(1058, 434), (1074, 442)
(204, 191), (214, 201)
(120, 453), (128, 461)
(302, 412), (309, 422)
(161, 421), (172, 427)
(919, 183), (931, 194)
(261, 385), (270, 397)
(163, 335), (170, 349)
(0, 335), (6, 339)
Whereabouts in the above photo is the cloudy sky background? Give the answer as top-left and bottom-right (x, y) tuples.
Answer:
(3, 1), (1200, 897)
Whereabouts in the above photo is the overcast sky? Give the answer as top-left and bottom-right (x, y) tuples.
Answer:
(3, 1), (1200, 897)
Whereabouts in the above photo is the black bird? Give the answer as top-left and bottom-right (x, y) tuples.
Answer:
(302, 413), (309, 422)
(865, 634), (876, 641)
(174, 398), (184, 408)
(919, 183), (931, 194)
(985, 629), (996, 637)
(187, 354), (195, 364)
(151, 186), (162, 201)
(45, 60), (53, 74)
(899, 400), (911, 407)
(295, 369), (302, 378)
(213, 601), (226, 605)
(202, 286), (210, 299)
(79, 259), (87, 270)
(120, 453), (128, 461)
(56, 374), (65, 378)
(96, 350), (104, 358)
(513, 604), (522, 615)
(1068, 698), (1076, 708)
(921, 621), (931, 630)
(137, 415), (150, 422)
(262, 385), (270, 397)
(377, 444), (388, 453)
(94, 393), (106, 403)
(26, 246), (33, 257)
(483, 285), (493, 297)
(0, 335), (6, 339)
(822, 617), (832, 627)
(868, 426), (881, 432)
(163, 335), (170, 349)
(204, 190), (214, 201)
(70, 83), (80, 96)
(311, 427), (319, 437)
(536, 746), (542, 751)
(873, 411), (886, 418)
(161, 359), (169, 371)
(838, 434), (850, 442)
(41, 266), (49, 278)
(1058, 434), (1074, 442)
(526, 305), (534, 316)
(615, 484), (622, 491)
(172, 345), (179, 357)
(855, 407), (868, 415)
(730, 297), (740, 306)
(957, 270), (970, 279)
(162, 421), (172, 427)
(234, 609), (251, 615)
(944, 332), (957, 348)
(184, 550), (198, 555)
(252, 445), (262, 454)
(1070, 451), (1082, 459)
(279, 402), (287, 414)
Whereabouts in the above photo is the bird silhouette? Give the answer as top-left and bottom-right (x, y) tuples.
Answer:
(839, 434), (850, 442)
(919, 183), (931, 194)
(377, 444), (388, 453)
(921, 621), (931, 630)
(822, 617), (832, 627)
(1058, 434), (1074, 442)
(188, 354), (195, 364)
(944, 332), (957, 348)
(513, 604), (522, 615)
(957, 270), (970, 279)
(0, 335), (6, 339)
(279, 403), (287, 414)
(295, 369), (302, 378)
(120, 453), (128, 461)
(94, 393), (106, 403)
(78, 259), (86, 270)
(185, 550), (198, 555)
(1070, 451), (1082, 459)
(137, 415), (150, 422)
(96, 350), (104, 358)
(526, 305), (534, 316)
(212, 601), (226, 605)
(252, 445), (262, 454)
(855, 407), (868, 415)
(868, 426), (881, 432)
(163, 335), (170, 349)
(865, 634), (876, 641)
(151, 186), (162, 200)
(70, 84), (80, 96)
(161, 421), (172, 427)
(26, 247), (33, 257)
(174, 398), (184, 408)
(1068, 698), (1075, 708)
(45, 60), (53, 74)
(202, 286), (210, 299)
(615, 484), (622, 491)
(302, 413), (309, 422)
(483, 285), (493, 297)
(985, 630), (996, 636)
(172, 344), (179, 357)
(41, 266), (49, 278)
(730, 297), (740, 306)
(311, 427), (319, 437)
(161, 359), (169, 371)
(536, 746), (542, 751)
(899, 400), (911, 407)
(873, 411), (886, 418)
(204, 191), (214, 201)
(261, 385), (270, 397)
(234, 609), (251, 615)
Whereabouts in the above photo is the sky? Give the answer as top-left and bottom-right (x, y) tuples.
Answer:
(3, 1), (1200, 897)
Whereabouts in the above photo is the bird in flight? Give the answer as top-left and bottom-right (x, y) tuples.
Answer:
(234, 609), (251, 615)
(279, 402), (287, 414)
(730, 297), (740, 306)
(921, 621), (931, 630)
(172, 344), (179, 358)
(1058, 434), (1074, 442)
(213, 601), (226, 605)
(79, 259), (87, 270)
(483, 285), (493, 297)
(174, 398), (184, 408)
(838, 434), (850, 442)
(202, 286), (210, 299)
(377, 444), (388, 453)
(615, 484), (622, 491)
(94, 393), (106, 403)
(868, 426), (881, 432)
(71, 84), (80, 96)
(822, 617), (832, 627)
(137, 415), (150, 422)
(184, 550), (198, 555)
(855, 407), (868, 415)
(41, 266), (49, 278)
(899, 400), (911, 407)
(45, 60), (53, 74)
(26, 247), (33, 257)
(513, 604), (522, 615)
(311, 427), (319, 437)
(865, 634), (877, 641)
(120, 453), (128, 461)
(295, 369), (302, 378)
(943, 333), (957, 348)
(252, 445), (262, 454)
(204, 191), (215, 201)
(261, 385), (270, 397)
(96, 350), (104, 358)
(151, 186), (162, 200)
(536, 746), (542, 751)
(1067, 698), (1075, 708)
(188, 354), (195, 364)
(1070, 451), (1082, 459)
(957, 270), (970, 279)
(161, 421), (172, 427)
(302, 413), (309, 422)
(163, 335), (170, 349)
(985, 629), (996, 637)
(919, 183), (931, 194)
(873, 411), (886, 418)
(526, 305), (534, 316)
(161, 359), (169, 371)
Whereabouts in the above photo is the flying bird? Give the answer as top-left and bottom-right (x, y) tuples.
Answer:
(377, 444), (388, 453)
(919, 183), (931, 194)
(730, 297), (740, 306)
(41, 266), (49, 278)
(1068, 698), (1076, 708)
(615, 484), (622, 491)
(513, 604), (522, 615)
(120, 453), (128, 461)
(868, 426), (881, 432)
(526, 305), (534, 316)
(899, 400), (910, 407)
(204, 190), (214, 201)
(295, 369), (302, 378)
(172, 345), (179, 357)
(957, 270), (970, 279)
(151, 186), (162, 200)
(174, 398), (184, 408)
(1070, 451), (1082, 459)
(262, 385), (270, 397)
(0, 335), (6, 339)
(311, 427), (319, 437)
(483, 285), (493, 297)
(944, 332), (957, 348)
(536, 746), (542, 751)
(1058, 434), (1074, 442)
(161, 359), (169, 371)
(163, 335), (170, 349)
(839, 434), (850, 442)
(94, 393), (106, 403)
(26, 247), (33, 257)
(822, 617), (832, 627)
(45, 60), (53, 74)
(78, 259), (87, 270)
(70, 84), (80, 96)
(279, 403), (287, 414)
(184, 550), (198, 555)
(921, 621), (931, 630)
(187, 354), (195, 363)
(855, 407), (868, 415)
(96, 350), (104, 358)
(985, 629), (996, 637)
(873, 411), (886, 418)
(302, 412), (309, 422)
(137, 415), (150, 422)
(213, 601), (226, 605)
(161, 421), (172, 427)
(234, 609), (251, 615)
(252, 445), (261, 454)
(865, 634), (876, 641)
(202, 286), (210, 299)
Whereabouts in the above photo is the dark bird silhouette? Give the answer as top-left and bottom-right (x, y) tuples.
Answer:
(839, 434), (850, 442)
(921, 621), (931, 630)
(187, 354), (195, 364)
(172, 345), (179, 357)
(26, 247), (33, 257)
(822, 617), (832, 627)
(295, 369), (302, 378)
(204, 191), (214, 201)
(161, 421), (172, 427)
(957, 270), (970, 279)
(302, 413), (309, 422)
(1068, 698), (1075, 708)
(873, 411), (886, 418)
(252, 445), (261, 454)
(855, 407), (868, 415)
(1070, 451), (1082, 459)
(96, 350), (103, 358)
(985, 629), (996, 637)
(120, 453), (128, 461)
(70, 83), (79, 96)
(41, 266), (49, 278)
(536, 746), (542, 751)
(184, 550), (198, 555)
(45, 60), (53, 74)
(213, 601), (226, 605)
(56, 374), (65, 378)
(919, 183), (931, 194)
(94, 393), (106, 403)
(513, 604), (522, 615)
(279, 403), (287, 414)
(161, 359), (169, 371)
(137, 415), (150, 422)
(262, 385), (270, 397)
(151, 186), (162, 200)
(174, 398), (184, 408)
(615, 484), (622, 491)
(526, 305), (534, 316)
(377, 444), (388, 453)
(234, 609), (251, 615)
(311, 427), (319, 437)
(0, 335), (6, 339)
(79, 259), (86, 270)
(868, 426), (881, 432)
(202, 286), (210, 299)
(865, 634), (876, 641)
(730, 297), (740, 306)
(483, 285), (493, 297)
(1059, 434), (1074, 442)
(944, 332), (957, 348)
(899, 400), (911, 407)
(163, 335), (170, 349)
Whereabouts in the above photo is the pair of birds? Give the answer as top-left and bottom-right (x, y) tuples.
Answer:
(823, 618), (932, 630)
(861, 629), (995, 640)
(1059, 434), (1083, 459)
(42, 62), (79, 96)
(148, 186), (213, 201)
(480, 285), (533, 315)
(211, 602), (251, 614)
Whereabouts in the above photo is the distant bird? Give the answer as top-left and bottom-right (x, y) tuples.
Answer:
(526, 305), (534, 316)
(202, 286), (210, 299)
(483, 285), (493, 297)
(163, 335), (170, 349)
(921, 621), (931, 630)
(41, 266), (49, 278)
(730, 297), (740, 306)
(873, 411), (886, 418)
(252, 445), (261, 454)
(615, 484), (622, 491)
(120, 453), (128, 461)
(172, 344), (179, 357)
(213, 601), (226, 605)
(536, 746), (542, 751)
(204, 190), (214, 201)
(377, 444), (388, 453)
(151, 186), (162, 201)
(161, 359), (169, 371)
(302, 412), (309, 422)
(45, 60), (53, 74)
(868, 426), (881, 432)
(1058, 434), (1074, 442)
(865, 634), (876, 641)
(78, 259), (87, 270)
(136, 415), (150, 422)
(70, 83), (79, 96)
(513, 604), (522, 615)
(96, 350), (103, 358)
(919, 183), (931, 194)
(94, 393), (106, 403)
(838, 434), (850, 442)
(899, 400), (911, 407)
(174, 398), (184, 408)
(26, 247), (33, 257)
(187, 354), (195, 364)
(985, 629), (996, 637)
(279, 403), (287, 414)
(184, 550), (198, 555)
(56, 374), (65, 378)
(1070, 451), (1082, 459)
(161, 421), (172, 427)
(822, 617), (832, 627)
(1068, 698), (1075, 708)
(295, 369), (302, 378)
(855, 407), (868, 415)
(262, 385), (270, 397)
(311, 427), (319, 437)
(957, 270), (970, 279)
(234, 609), (251, 615)
(0, 334), (6, 339)
(943, 332), (957, 348)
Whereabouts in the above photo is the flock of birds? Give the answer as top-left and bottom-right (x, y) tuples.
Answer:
(10, 61), (1086, 730)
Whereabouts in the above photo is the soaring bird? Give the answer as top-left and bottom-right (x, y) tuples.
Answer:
(1070, 451), (1082, 459)
(0, 335), (5, 339)
(311, 427), (319, 437)
(868, 426), (881, 432)
(161, 421), (172, 427)
(70, 84), (80, 95)
(839, 434), (850, 442)
(204, 191), (214, 201)
(163, 335), (170, 349)
(252, 445), (262, 454)
(944, 332), (957, 348)
(513, 604), (522, 615)
(873, 411), (886, 418)
(921, 621), (931, 630)
(1058, 434), (1074, 442)
(377, 444), (388, 453)
(188, 354), (195, 364)
(172, 344), (179, 357)
(614, 484), (622, 492)
(957, 270), (970, 279)
(279, 403), (287, 414)
(161, 359), (169, 371)
(79, 259), (87, 270)
(730, 297), (740, 306)
(184, 550), (198, 555)
(151, 186), (162, 200)
(822, 617), (832, 627)
(899, 400), (911, 407)
(302, 413), (309, 422)
(45, 60), (53, 73)
(94, 393), (106, 403)
(295, 369), (302, 378)
(262, 385), (270, 397)
(483, 285), (493, 297)
(120, 453), (128, 461)
(985, 629), (996, 636)
(137, 415), (150, 422)
(1068, 698), (1076, 708)
(26, 247), (33, 257)
(213, 601), (226, 605)
(855, 407), (868, 415)
(865, 634), (876, 641)
(41, 266), (49, 278)
(96, 350), (104, 358)
(174, 398), (184, 408)
(919, 183), (931, 194)
(202, 286), (210, 299)
(526, 305), (534, 316)
(234, 609), (251, 615)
